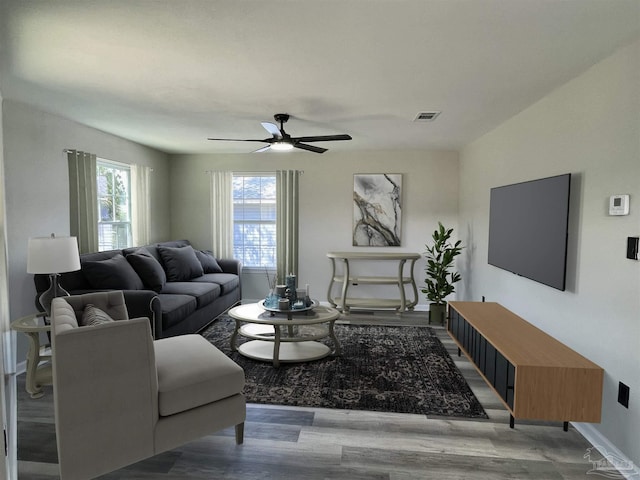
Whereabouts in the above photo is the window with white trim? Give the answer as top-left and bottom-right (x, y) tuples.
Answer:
(97, 160), (132, 251)
(233, 174), (276, 268)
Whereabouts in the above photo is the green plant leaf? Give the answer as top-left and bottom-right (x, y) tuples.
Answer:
(422, 223), (464, 305)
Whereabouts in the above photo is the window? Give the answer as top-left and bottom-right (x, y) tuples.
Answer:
(233, 174), (276, 268)
(97, 160), (132, 251)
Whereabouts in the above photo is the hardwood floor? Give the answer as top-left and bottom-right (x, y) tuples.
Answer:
(18, 311), (602, 479)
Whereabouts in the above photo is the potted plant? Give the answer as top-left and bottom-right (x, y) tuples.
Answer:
(422, 222), (463, 325)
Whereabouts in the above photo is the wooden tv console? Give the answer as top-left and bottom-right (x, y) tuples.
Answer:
(447, 301), (603, 430)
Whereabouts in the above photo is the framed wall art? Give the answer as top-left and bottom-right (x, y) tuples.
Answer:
(353, 173), (402, 246)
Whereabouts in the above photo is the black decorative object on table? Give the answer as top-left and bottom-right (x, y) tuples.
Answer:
(261, 299), (318, 318)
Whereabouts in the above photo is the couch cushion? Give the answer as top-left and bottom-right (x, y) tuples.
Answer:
(79, 304), (115, 327)
(191, 273), (240, 296)
(154, 334), (245, 417)
(158, 245), (204, 282)
(82, 253), (144, 290)
(160, 282), (220, 308)
(194, 250), (223, 273)
(126, 248), (167, 292)
(157, 240), (191, 249)
(156, 294), (197, 330)
(123, 245), (162, 263)
(49, 250), (124, 293)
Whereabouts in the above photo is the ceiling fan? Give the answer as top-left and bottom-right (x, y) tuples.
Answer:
(207, 113), (352, 154)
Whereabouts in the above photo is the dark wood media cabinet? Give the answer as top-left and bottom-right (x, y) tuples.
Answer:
(447, 301), (604, 430)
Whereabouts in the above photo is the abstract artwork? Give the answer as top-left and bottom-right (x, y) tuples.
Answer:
(353, 174), (402, 246)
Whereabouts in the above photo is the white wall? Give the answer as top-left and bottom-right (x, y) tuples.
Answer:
(2, 100), (172, 360)
(169, 150), (459, 307)
(459, 38), (640, 466)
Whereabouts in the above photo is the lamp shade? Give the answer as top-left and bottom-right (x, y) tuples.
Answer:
(27, 235), (81, 274)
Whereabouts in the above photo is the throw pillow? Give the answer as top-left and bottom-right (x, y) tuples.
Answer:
(194, 250), (223, 273)
(127, 248), (167, 292)
(158, 245), (204, 281)
(82, 254), (144, 290)
(80, 304), (115, 327)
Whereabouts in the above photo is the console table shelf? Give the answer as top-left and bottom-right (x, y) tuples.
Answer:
(327, 252), (420, 314)
(332, 275), (416, 285)
(448, 301), (604, 430)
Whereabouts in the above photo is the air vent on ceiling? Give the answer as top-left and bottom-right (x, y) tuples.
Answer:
(414, 111), (441, 122)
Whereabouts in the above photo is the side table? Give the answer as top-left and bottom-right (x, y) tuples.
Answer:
(11, 312), (52, 399)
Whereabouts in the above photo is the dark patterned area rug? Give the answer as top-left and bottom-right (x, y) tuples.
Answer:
(201, 317), (487, 418)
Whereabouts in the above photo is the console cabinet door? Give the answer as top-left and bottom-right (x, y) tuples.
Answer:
(484, 342), (496, 385)
(478, 336), (487, 374)
(449, 309), (461, 341)
(473, 329), (481, 365)
(495, 351), (509, 404)
(507, 363), (516, 409)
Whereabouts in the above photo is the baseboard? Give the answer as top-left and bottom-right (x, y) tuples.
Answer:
(572, 422), (639, 479)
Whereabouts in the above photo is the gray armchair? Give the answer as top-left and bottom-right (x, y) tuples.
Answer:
(51, 291), (246, 480)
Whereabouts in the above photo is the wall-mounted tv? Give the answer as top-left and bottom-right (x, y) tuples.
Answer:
(488, 173), (571, 291)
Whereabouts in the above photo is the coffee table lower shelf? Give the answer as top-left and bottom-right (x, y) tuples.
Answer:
(238, 340), (332, 364)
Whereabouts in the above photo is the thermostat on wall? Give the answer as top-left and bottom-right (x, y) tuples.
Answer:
(609, 194), (630, 216)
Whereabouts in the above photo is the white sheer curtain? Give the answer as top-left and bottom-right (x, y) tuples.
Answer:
(67, 150), (98, 254)
(131, 164), (151, 246)
(210, 171), (234, 259)
(276, 170), (300, 284)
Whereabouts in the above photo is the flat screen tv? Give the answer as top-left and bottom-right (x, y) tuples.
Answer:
(488, 173), (571, 291)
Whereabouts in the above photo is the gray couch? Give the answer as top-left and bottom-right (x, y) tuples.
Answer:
(34, 240), (242, 338)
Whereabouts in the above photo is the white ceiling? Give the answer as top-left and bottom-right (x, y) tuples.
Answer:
(1, 0), (639, 154)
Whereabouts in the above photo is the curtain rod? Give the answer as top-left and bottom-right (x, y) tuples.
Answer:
(205, 170), (304, 175)
(64, 149), (154, 171)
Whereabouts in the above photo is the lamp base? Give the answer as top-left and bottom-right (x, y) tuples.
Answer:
(39, 274), (70, 317)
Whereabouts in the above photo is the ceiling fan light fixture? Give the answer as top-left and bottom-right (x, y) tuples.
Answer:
(270, 141), (294, 151)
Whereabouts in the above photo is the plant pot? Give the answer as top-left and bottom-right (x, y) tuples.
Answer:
(428, 303), (447, 326)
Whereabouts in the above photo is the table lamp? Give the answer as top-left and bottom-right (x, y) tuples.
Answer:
(27, 234), (81, 316)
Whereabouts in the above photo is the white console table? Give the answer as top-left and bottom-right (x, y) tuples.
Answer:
(326, 251), (420, 314)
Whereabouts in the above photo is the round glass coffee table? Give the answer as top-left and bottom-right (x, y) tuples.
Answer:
(228, 302), (341, 367)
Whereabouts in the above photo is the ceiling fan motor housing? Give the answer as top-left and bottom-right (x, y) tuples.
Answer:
(274, 113), (290, 124)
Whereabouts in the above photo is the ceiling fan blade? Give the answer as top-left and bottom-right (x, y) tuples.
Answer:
(291, 134), (352, 143)
(207, 138), (267, 143)
(294, 143), (327, 154)
(261, 122), (282, 138)
(253, 145), (272, 153)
